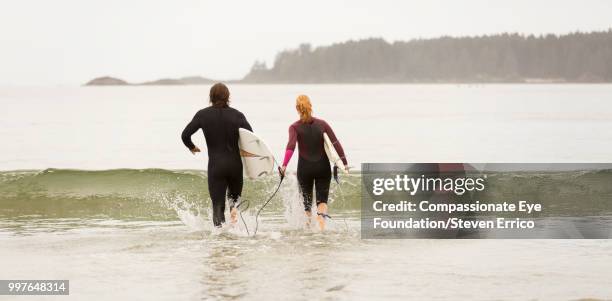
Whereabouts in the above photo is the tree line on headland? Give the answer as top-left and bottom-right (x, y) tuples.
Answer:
(243, 30), (612, 83)
(87, 30), (612, 85)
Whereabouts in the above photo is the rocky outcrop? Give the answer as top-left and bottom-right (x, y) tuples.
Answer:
(85, 76), (129, 86)
(85, 75), (215, 86)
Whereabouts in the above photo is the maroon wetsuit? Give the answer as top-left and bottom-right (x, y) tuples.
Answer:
(283, 117), (347, 211)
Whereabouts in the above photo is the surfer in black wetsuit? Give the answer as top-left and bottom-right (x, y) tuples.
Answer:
(280, 95), (348, 230)
(181, 83), (252, 227)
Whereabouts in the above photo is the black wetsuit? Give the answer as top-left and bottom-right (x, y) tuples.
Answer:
(181, 105), (252, 226)
(285, 118), (347, 211)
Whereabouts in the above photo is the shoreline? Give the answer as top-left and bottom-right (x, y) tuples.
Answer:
(83, 81), (612, 87)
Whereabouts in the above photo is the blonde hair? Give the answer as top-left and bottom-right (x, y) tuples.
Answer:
(296, 95), (313, 123)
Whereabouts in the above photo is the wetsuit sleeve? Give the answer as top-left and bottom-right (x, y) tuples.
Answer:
(181, 113), (201, 150)
(283, 125), (297, 166)
(282, 149), (294, 167)
(239, 112), (253, 132)
(321, 120), (348, 166)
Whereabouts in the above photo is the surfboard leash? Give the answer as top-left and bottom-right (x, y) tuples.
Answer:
(253, 166), (284, 236)
(236, 199), (251, 236)
(236, 165), (284, 237)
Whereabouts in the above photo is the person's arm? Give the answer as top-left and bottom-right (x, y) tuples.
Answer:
(239, 112), (253, 132)
(321, 120), (348, 166)
(282, 125), (297, 168)
(181, 112), (201, 153)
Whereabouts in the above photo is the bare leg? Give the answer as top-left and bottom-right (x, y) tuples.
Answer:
(305, 210), (312, 227)
(316, 203), (328, 231)
(228, 198), (239, 225)
(230, 206), (238, 225)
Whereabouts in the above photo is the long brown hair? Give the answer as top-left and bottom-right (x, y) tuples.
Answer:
(209, 83), (230, 107)
(296, 94), (312, 123)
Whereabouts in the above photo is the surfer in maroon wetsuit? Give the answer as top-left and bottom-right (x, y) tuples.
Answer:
(280, 95), (348, 230)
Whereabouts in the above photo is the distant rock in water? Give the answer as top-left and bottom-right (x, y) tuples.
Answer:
(178, 76), (215, 85)
(85, 75), (216, 86)
(85, 76), (129, 86)
(139, 76), (215, 85)
(140, 78), (184, 85)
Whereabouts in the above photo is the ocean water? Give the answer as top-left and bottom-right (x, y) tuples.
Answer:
(1, 84), (612, 300)
(2, 84), (612, 170)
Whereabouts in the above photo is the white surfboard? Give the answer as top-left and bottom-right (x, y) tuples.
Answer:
(238, 128), (275, 179)
(323, 133), (348, 173)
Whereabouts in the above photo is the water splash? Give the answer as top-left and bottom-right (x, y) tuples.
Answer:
(157, 191), (210, 231)
(277, 173), (348, 233)
(280, 173), (308, 230)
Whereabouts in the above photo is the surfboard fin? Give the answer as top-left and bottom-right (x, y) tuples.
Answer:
(333, 166), (339, 184)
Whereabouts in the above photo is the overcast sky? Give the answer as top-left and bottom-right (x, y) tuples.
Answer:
(1, 0), (611, 86)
